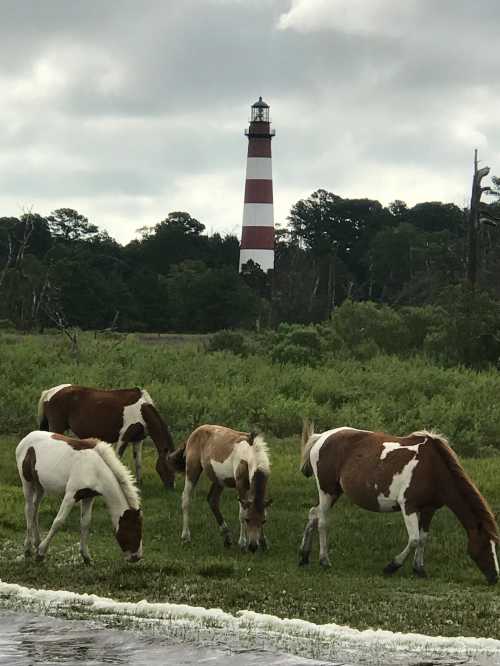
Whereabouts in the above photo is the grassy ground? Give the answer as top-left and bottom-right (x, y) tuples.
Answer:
(2, 331), (500, 638)
(2, 434), (500, 638)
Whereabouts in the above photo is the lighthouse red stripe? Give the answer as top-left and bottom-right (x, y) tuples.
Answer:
(247, 138), (272, 158)
(244, 179), (273, 203)
(241, 226), (274, 249)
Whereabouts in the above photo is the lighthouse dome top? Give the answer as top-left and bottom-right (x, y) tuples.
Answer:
(252, 96), (269, 109)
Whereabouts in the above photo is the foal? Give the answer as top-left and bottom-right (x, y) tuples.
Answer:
(38, 384), (175, 489)
(16, 430), (143, 563)
(175, 425), (272, 551)
(299, 421), (499, 584)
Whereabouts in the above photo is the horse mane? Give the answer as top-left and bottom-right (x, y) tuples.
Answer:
(251, 435), (270, 474)
(425, 433), (499, 543)
(94, 442), (141, 510)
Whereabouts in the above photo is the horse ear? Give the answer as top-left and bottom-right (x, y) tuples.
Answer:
(248, 430), (258, 445)
(264, 498), (273, 508)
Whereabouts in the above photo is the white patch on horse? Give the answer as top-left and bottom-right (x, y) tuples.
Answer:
(309, 427), (364, 480)
(42, 384), (72, 403)
(377, 457), (420, 512)
(118, 390), (151, 442)
(211, 454), (236, 482)
(380, 441), (423, 460)
(491, 541), (499, 576)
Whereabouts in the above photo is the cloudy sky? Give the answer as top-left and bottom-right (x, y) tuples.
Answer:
(1, 0), (499, 244)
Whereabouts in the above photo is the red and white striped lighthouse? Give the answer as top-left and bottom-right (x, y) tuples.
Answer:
(239, 96), (275, 273)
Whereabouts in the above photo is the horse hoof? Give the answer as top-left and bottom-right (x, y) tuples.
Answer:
(383, 561), (401, 575)
(298, 554), (310, 567)
(319, 557), (331, 568)
(181, 534), (191, 545)
(223, 537), (233, 548)
(413, 566), (427, 578)
(35, 552), (45, 562)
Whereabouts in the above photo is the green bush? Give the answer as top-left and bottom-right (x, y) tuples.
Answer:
(207, 330), (248, 356)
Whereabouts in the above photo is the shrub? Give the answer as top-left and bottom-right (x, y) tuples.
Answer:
(207, 330), (248, 356)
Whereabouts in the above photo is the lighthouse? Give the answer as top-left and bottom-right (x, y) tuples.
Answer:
(239, 96), (275, 273)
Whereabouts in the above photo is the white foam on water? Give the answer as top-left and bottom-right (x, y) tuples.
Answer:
(1, 579), (499, 665)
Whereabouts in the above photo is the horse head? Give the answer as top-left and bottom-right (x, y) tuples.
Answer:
(115, 508), (143, 562)
(156, 454), (176, 490)
(467, 526), (499, 584)
(240, 497), (272, 552)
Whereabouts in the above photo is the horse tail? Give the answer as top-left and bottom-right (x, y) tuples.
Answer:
(300, 418), (315, 477)
(94, 441), (141, 510)
(429, 433), (499, 543)
(37, 390), (50, 430)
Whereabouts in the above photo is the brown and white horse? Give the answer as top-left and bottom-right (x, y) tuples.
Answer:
(172, 425), (272, 551)
(16, 430), (143, 563)
(299, 421), (499, 584)
(38, 384), (175, 489)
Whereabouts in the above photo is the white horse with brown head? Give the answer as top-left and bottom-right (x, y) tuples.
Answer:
(16, 430), (143, 563)
(173, 424), (272, 552)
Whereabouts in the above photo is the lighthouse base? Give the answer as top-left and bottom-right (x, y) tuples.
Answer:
(239, 249), (274, 273)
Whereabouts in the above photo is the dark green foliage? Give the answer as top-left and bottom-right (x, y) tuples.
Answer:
(208, 330), (248, 356)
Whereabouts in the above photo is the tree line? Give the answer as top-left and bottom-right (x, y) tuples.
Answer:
(1, 190), (500, 341)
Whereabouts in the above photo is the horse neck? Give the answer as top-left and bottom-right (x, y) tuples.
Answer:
(441, 473), (479, 537)
(99, 475), (130, 529)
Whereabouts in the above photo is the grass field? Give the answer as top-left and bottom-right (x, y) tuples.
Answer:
(1, 332), (500, 638)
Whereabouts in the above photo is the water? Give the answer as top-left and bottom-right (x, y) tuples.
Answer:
(0, 611), (333, 665)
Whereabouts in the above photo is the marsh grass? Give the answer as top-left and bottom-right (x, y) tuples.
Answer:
(1, 333), (500, 637)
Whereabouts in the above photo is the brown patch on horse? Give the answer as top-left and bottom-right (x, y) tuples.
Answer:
(116, 508), (143, 552)
(22, 447), (39, 484)
(51, 433), (99, 450)
(121, 422), (145, 443)
(74, 488), (101, 501)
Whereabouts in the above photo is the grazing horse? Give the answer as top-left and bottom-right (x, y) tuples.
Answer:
(38, 384), (175, 489)
(299, 421), (499, 584)
(172, 424), (272, 551)
(16, 430), (143, 563)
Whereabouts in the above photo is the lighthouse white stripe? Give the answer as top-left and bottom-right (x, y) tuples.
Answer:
(239, 249), (274, 272)
(242, 203), (274, 228)
(245, 157), (273, 180)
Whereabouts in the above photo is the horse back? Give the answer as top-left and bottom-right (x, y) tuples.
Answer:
(44, 385), (143, 443)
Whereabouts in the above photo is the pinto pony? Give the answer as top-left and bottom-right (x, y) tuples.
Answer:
(38, 384), (175, 489)
(16, 430), (143, 563)
(172, 425), (272, 551)
(299, 421), (499, 584)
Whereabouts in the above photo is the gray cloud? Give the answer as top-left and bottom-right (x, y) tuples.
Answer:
(1, 0), (500, 243)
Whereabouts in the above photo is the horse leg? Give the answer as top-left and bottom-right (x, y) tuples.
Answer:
(238, 501), (248, 550)
(32, 483), (45, 550)
(37, 493), (75, 560)
(299, 491), (337, 567)
(181, 465), (201, 543)
(318, 491), (337, 567)
(133, 442), (143, 486)
(79, 497), (95, 564)
(384, 508), (420, 575)
(299, 505), (318, 566)
(207, 482), (231, 547)
(413, 508), (435, 577)
(22, 482), (35, 557)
